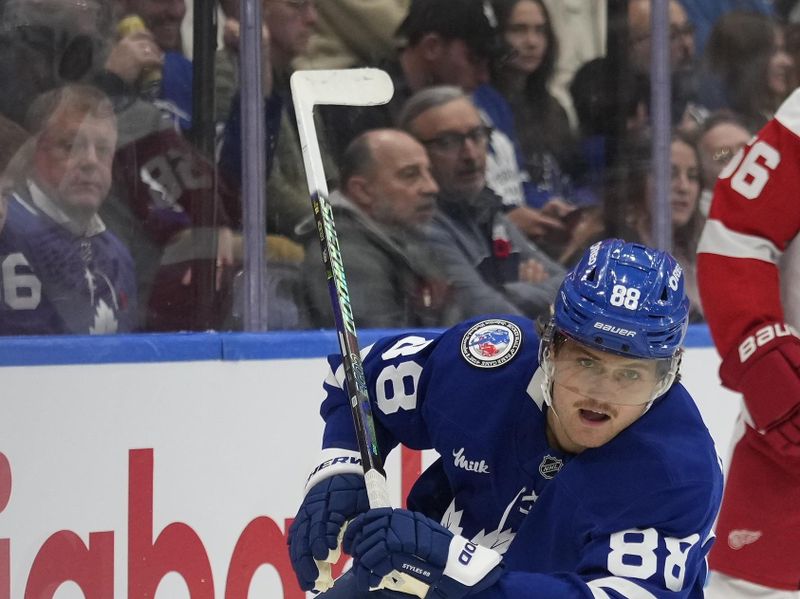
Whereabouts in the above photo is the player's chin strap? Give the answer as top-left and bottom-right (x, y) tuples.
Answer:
(537, 321), (682, 414)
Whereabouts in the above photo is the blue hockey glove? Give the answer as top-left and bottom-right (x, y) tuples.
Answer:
(343, 508), (504, 599)
(288, 470), (369, 591)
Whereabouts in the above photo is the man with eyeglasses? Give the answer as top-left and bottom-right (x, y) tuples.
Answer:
(287, 237), (722, 598)
(628, 0), (700, 127)
(396, 85), (564, 321)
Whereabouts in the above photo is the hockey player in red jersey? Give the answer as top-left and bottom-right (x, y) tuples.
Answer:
(697, 87), (800, 596)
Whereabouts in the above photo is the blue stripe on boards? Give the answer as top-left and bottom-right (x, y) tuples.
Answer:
(0, 325), (714, 367)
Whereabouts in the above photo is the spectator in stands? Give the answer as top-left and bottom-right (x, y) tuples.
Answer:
(539, 0), (605, 129)
(294, 0), (409, 70)
(218, 0), (336, 239)
(320, 0), (498, 140)
(694, 110), (753, 216)
(629, 0), (695, 77)
(214, 0), (272, 124)
(608, 131), (705, 322)
(0, 84), (137, 335)
(298, 128), (457, 329)
(114, 0), (195, 129)
(123, 0), (186, 53)
(318, 0), (571, 248)
(490, 0), (575, 205)
(71, 6), (234, 332)
(701, 11), (797, 132)
(628, 0), (700, 126)
(399, 86), (564, 320)
(488, 0), (582, 259)
(677, 0), (775, 55)
(568, 56), (650, 202)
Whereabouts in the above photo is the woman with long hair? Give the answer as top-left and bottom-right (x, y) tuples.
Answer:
(607, 131), (706, 322)
(489, 0), (576, 208)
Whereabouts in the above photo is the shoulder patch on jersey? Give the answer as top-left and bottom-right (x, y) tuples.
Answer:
(460, 319), (522, 368)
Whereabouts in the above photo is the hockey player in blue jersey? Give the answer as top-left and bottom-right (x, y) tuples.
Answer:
(0, 84), (137, 335)
(288, 238), (723, 598)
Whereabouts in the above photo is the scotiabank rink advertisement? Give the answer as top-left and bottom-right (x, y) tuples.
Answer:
(0, 342), (737, 599)
(0, 357), (430, 599)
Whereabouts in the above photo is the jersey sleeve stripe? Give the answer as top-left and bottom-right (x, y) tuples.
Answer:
(698, 219), (782, 264)
(586, 576), (657, 599)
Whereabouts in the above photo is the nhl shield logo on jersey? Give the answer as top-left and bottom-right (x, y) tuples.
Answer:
(538, 455), (563, 479)
(461, 319), (522, 368)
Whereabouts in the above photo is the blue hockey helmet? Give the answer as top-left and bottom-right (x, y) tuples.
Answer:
(552, 238), (689, 359)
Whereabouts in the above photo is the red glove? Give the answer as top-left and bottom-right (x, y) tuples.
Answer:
(719, 323), (800, 457)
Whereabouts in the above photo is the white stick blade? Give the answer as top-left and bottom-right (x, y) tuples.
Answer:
(291, 67), (395, 198)
(290, 68), (394, 107)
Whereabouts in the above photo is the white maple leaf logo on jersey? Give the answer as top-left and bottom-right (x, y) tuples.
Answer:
(441, 501), (465, 537)
(441, 498), (516, 555)
(472, 524), (516, 554)
(90, 299), (119, 334)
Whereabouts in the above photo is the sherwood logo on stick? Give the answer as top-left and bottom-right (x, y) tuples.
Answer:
(319, 196), (357, 337)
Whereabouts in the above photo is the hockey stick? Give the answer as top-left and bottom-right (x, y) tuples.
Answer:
(291, 67), (393, 508)
(291, 68), (428, 598)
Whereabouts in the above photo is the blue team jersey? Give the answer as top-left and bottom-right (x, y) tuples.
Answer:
(320, 315), (723, 598)
(0, 192), (137, 335)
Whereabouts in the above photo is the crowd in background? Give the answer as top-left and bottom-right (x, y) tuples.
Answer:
(0, 0), (796, 335)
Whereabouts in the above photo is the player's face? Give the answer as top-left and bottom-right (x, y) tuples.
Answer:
(33, 105), (117, 219)
(410, 98), (488, 201)
(125, 0), (186, 52)
(547, 338), (661, 454)
(265, 0), (318, 69)
(364, 133), (439, 229)
(669, 139), (700, 228)
(503, 0), (548, 75)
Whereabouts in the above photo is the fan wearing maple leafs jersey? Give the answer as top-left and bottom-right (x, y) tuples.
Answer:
(289, 239), (722, 598)
(0, 84), (136, 335)
(697, 88), (800, 596)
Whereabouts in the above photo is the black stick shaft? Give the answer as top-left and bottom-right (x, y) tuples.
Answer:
(311, 192), (390, 508)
